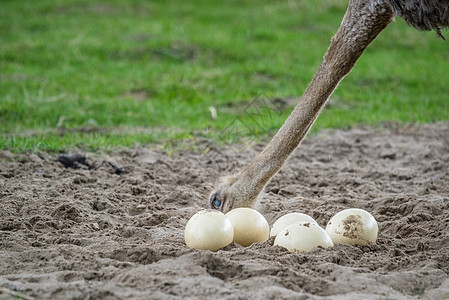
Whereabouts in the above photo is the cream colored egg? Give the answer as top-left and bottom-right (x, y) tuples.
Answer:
(184, 210), (234, 251)
(325, 208), (378, 245)
(226, 208), (269, 247)
(274, 222), (333, 253)
(270, 212), (317, 237)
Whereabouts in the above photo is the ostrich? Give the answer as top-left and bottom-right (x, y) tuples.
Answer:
(209, 0), (449, 213)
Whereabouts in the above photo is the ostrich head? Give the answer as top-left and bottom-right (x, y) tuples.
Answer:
(209, 174), (259, 213)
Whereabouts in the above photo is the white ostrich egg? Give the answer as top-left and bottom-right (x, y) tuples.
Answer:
(226, 208), (269, 247)
(270, 212), (318, 237)
(325, 208), (378, 245)
(274, 221), (334, 253)
(184, 210), (234, 251)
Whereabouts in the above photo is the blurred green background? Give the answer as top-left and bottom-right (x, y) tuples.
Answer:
(1, 0), (448, 152)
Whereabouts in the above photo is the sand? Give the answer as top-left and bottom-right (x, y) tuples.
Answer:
(1, 123), (448, 299)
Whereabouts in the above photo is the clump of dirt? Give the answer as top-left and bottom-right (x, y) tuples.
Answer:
(1, 122), (448, 299)
(341, 215), (363, 239)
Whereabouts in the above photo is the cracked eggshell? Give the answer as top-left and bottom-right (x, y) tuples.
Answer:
(274, 222), (334, 253)
(226, 208), (269, 247)
(270, 212), (318, 237)
(184, 210), (234, 251)
(325, 208), (378, 245)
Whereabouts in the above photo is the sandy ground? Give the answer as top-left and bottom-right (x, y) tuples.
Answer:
(1, 123), (448, 300)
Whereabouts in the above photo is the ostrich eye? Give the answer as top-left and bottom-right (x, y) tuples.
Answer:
(212, 198), (221, 209)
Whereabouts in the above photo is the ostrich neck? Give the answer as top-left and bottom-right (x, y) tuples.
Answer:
(235, 0), (394, 199)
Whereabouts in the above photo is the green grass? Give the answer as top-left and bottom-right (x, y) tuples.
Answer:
(1, 0), (448, 153)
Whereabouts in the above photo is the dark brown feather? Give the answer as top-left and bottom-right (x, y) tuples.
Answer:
(386, 0), (449, 39)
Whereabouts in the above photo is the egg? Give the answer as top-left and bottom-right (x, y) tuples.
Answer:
(274, 222), (334, 253)
(270, 212), (317, 237)
(226, 208), (269, 247)
(325, 208), (378, 245)
(184, 210), (234, 251)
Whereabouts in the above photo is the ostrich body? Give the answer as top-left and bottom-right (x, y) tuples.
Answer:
(210, 0), (449, 213)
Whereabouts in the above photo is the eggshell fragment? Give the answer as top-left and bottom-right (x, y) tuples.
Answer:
(270, 212), (317, 237)
(226, 208), (269, 247)
(325, 208), (378, 245)
(274, 222), (333, 253)
(184, 210), (234, 251)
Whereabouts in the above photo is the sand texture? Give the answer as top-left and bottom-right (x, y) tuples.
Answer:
(1, 123), (448, 299)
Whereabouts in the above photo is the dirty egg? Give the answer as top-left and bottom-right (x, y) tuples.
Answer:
(325, 208), (378, 245)
(274, 222), (333, 253)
